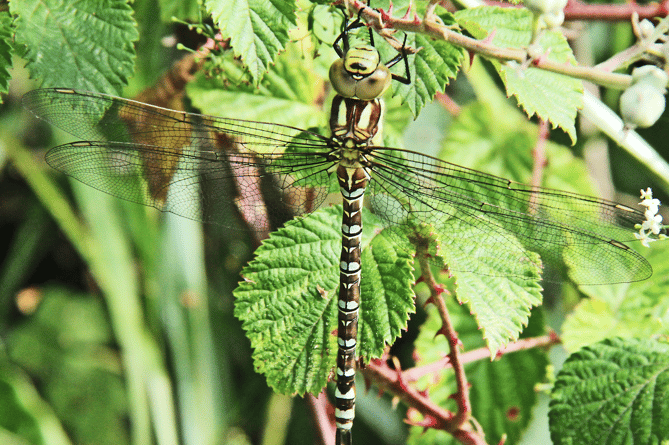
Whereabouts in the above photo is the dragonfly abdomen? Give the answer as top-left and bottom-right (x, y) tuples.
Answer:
(335, 164), (369, 439)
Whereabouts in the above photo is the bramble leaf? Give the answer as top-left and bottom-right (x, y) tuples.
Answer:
(0, 13), (13, 100)
(390, 31), (465, 117)
(233, 206), (415, 395)
(207, 0), (296, 84)
(439, 216), (543, 354)
(11, 0), (137, 94)
(455, 6), (582, 143)
(549, 337), (669, 445)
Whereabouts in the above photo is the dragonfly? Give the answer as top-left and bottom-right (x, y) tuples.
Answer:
(22, 6), (664, 445)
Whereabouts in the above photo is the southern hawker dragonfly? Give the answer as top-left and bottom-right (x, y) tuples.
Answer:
(22, 7), (665, 445)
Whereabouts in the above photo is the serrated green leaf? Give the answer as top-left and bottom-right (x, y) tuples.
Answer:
(358, 225), (416, 360)
(0, 13), (13, 100)
(549, 337), (669, 445)
(455, 6), (582, 143)
(439, 215), (543, 354)
(233, 206), (415, 395)
(207, 0), (296, 84)
(561, 241), (669, 353)
(11, 0), (137, 94)
(408, 304), (548, 445)
(391, 32), (465, 116)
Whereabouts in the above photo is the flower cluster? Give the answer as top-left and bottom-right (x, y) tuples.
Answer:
(634, 188), (666, 247)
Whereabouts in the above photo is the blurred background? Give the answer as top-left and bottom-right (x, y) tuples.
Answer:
(1, 1), (669, 445)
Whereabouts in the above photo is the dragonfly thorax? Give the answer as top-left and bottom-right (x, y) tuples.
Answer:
(329, 44), (392, 100)
(329, 96), (384, 147)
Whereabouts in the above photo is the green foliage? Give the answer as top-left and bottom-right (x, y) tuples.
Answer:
(158, 0), (201, 22)
(549, 337), (669, 445)
(0, 372), (46, 445)
(441, 101), (595, 192)
(234, 206), (415, 395)
(207, 0), (297, 84)
(392, 29), (466, 116)
(4, 288), (125, 445)
(10, 0), (138, 94)
(455, 6), (582, 143)
(408, 304), (548, 445)
(562, 241), (669, 352)
(0, 13), (12, 100)
(444, 220), (544, 355)
(3, 1), (669, 445)
(187, 43), (326, 128)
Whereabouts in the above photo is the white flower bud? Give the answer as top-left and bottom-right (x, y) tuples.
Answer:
(620, 82), (666, 129)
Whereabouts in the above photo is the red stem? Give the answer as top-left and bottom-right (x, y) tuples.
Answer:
(484, 0), (669, 21)
(306, 392), (336, 445)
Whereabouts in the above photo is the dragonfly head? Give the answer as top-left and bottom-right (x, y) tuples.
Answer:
(329, 44), (392, 100)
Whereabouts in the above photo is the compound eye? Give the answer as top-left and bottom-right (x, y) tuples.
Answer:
(355, 66), (391, 100)
(329, 59), (358, 98)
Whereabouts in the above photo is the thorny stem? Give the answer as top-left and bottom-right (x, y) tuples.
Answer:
(347, 0), (637, 90)
(362, 330), (558, 444)
(417, 252), (472, 429)
(363, 359), (487, 445)
(403, 333), (560, 383)
(359, 233), (560, 444)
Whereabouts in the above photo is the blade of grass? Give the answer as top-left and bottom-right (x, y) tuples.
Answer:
(4, 133), (179, 445)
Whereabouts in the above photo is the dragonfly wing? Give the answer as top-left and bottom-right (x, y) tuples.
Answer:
(46, 140), (334, 231)
(23, 88), (331, 153)
(368, 148), (652, 285)
(28, 88), (336, 231)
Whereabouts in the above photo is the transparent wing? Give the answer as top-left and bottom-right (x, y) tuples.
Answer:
(24, 88), (336, 231)
(24, 88), (658, 284)
(367, 148), (655, 285)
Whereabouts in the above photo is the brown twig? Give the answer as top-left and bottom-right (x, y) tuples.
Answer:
(132, 35), (230, 109)
(436, 92), (462, 116)
(347, 0), (634, 89)
(362, 358), (488, 445)
(528, 118), (550, 212)
(418, 256), (472, 429)
(403, 332), (560, 383)
(306, 392), (336, 445)
(563, 0), (669, 21)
